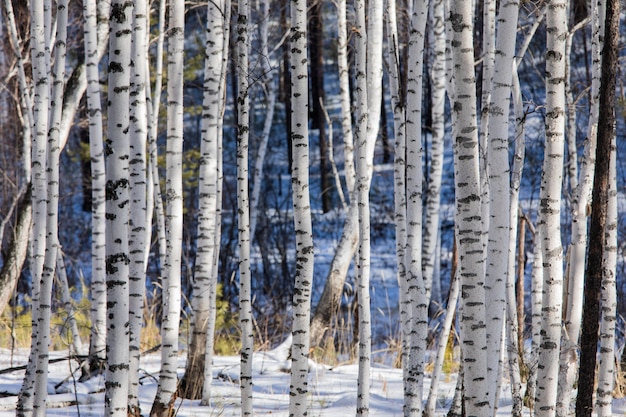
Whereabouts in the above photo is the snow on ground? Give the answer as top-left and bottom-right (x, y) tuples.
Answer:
(2, 346), (624, 416)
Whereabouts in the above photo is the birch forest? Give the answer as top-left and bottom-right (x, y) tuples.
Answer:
(0, 0), (624, 416)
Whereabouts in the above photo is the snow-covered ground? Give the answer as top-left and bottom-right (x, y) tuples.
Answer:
(2, 346), (625, 416)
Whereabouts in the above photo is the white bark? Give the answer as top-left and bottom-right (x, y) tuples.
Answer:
(128, 0), (149, 412)
(337, 0), (355, 195)
(17, 0), (50, 410)
(249, 0), (277, 238)
(82, 0), (108, 380)
(448, 0), (490, 414)
(353, 0), (383, 413)
(151, 0), (184, 414)
(288, 0), (314, 415)
(385, 0), (408, 395)
(535, 1), (567, 415)
(484, 0), (519, 408)
(558, 2), (604, 413)
(236, 0), (254, 414)
(403, 1), (428, 415)
(202, 0), (230, 405)
(422, 0), (446, 313)
(104, 1), (133, 416)
(596, 135), (617, 417)
(504, 61), (525, 417)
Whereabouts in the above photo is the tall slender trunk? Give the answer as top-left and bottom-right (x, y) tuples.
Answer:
(448, 0), (490, 414)
(535, 1), (567, 415)
(236, 0), (254, 414)
(422, 0), (446, 315)
(288, 0), (314, 414)
(17, 0), (50, 412)
(150, 0), (184, 414)
(128, 1), (149, 413)
(575, 0), (619, 413)
(81, 0), (108, 382)
(558, 1), (605, 412)
(595, 132), (617, 417)
(484, 0), (519, 408)
(178, 0), (228, 401)
(403, 0), (428, 414)
(104, 2), (133, 416)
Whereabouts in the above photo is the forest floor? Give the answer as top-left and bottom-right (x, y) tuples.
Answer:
(1, 346), (625, 416)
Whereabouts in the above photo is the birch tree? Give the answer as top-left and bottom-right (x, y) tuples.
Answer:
(558, 0), (605, 411)
(150, 0), (184, 415)
(448, 0), (490, 414)
(403, 0), (428, 414)
(535, 0), (567, 415)
(422, 0), (446, 314)
(33, 0), (68, 413)
(81, 0), (108, 382)
(337, 0), (355, 195)
(288, 0), (315, 414)
(128, 0), (150, 413)
(595, 130), (617, 417)
(236, 0), (254, 413)
(484, 0), (519, 407)
(16, 0), (50, 412)
(104, 1), (133, 415)
(178, 0), (228, 400)
(575, 0), (619, 413)
(352, 0), (384, 413)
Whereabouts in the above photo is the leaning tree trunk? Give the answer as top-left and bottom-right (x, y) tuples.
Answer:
(535, 1), (567, 415)
(150, 0), (184, 415)
(288, 0), (315, 415)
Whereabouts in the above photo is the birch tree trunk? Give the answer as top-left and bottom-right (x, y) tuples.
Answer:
(17, 0), (50, 412)
(150, 0), (184, 414)
(535, 1), (567, 415)
(504, 62), (526, 417)
(595, 132), (617, 417)
(575, 0), (619, 413)
(484, 0), (519, 408)
(236, 0), (254, 414)
(288, 0), (314, 414)
(249, 0), (277, 239)
(202, 0), (229, 405)
(104, 1), (133, 416)
(128, 1), (149, 413)
(422, 0), (446, 315)
(448, 0), (490, 414)
(558, 1), (604, 412)
(81, 0), (108, 382)
(337, 0), (355, 195)
(353, 0), (383, 412)
(385, 0), (408, 398)
(403, 1), (428, 414)
(32, 1), (68, 413)
(178, 0), (227, 401)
